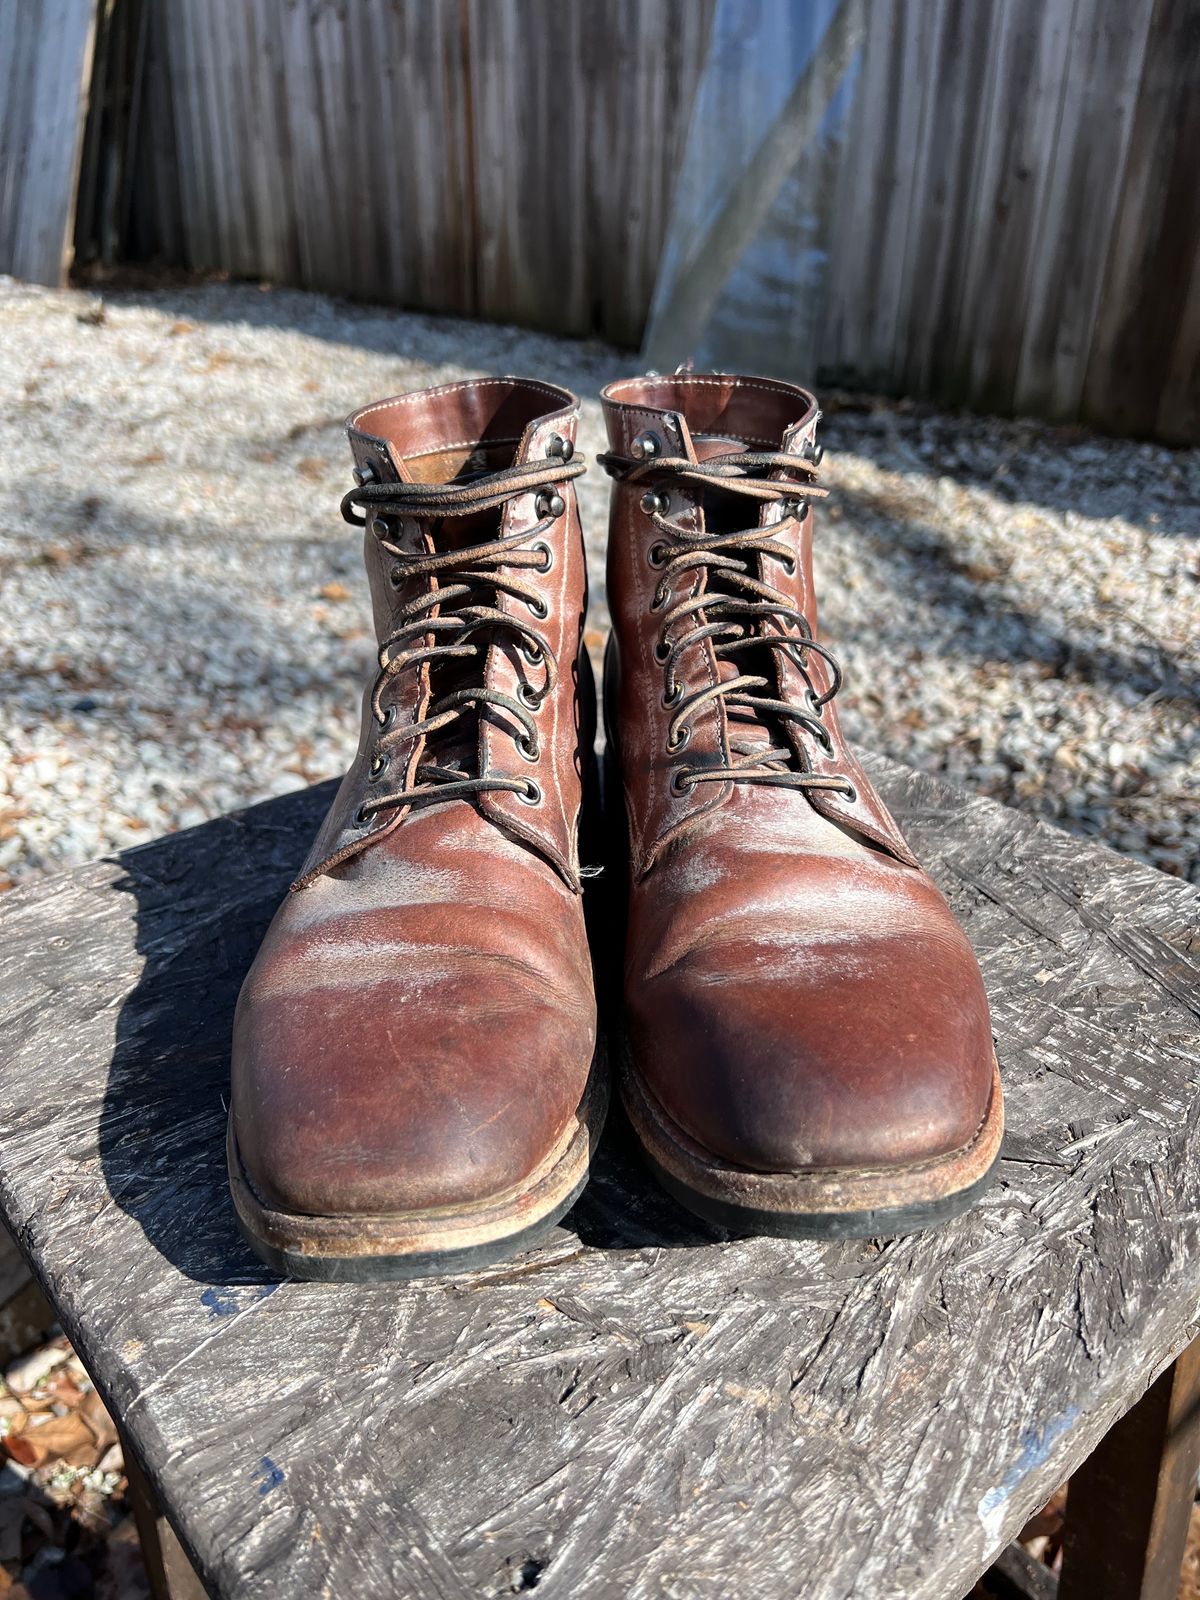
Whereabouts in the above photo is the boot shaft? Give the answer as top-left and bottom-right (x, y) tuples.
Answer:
(296, 378), (593, 888)
(599, 373), (914, 870)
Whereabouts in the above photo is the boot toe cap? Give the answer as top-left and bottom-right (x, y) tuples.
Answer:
(232, 936), (594, 1218)
(629, 894), (994, 1176)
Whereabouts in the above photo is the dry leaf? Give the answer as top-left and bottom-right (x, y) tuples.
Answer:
(3, 1409), (95, 1468)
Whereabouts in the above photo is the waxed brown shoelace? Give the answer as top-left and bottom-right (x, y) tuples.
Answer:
(341, 451), (586, 819)
(599, 446), (855, 800)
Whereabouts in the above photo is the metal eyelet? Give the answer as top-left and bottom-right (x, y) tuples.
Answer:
(777, 551), (797, 576)
(630, 431), (661, 461)
(378, 703), (398, 729)
(654, 638), (671, 663)
(662, 684), (681, 709)
(650, 586), (669, 613)
(671, 769), (694, 796)
(666, 724), (691, 753)
(353, 804), (372, 827)
(647, 540), (669, 566)
(518, 682), (542, 709)
(531, 540), (554, 573)
(535, 490), (565, 519)
(518, 779), (542, 806)
(547, 433), (574, 462)
(372, 514), (397, 539)
(641, 491), (669, 518)
(389, 564), (403, 588)
(527, 596), (549, 620)
(353, 459), (379, 486)
(516, 732), (539, 762)
(368, 753), (389, 783)
(840, 783), (857, 803)
(520, 640), (544, 665)
(818, 726), (836, 756)
(805, 688), (825, 718)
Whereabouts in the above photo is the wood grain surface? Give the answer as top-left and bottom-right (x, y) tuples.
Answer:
(0, 0), (98, 284)
(1, 757), (1198, 1598)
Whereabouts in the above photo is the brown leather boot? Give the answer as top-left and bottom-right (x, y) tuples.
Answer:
(600, 374), (1002, 1237)
(229, 378), (605, 1278)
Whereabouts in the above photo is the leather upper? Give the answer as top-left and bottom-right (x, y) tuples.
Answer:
(603, 373), (995, 1175)
(232, 379), (597, 1217)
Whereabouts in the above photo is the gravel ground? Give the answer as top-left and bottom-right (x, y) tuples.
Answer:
(1, 277), (1197, 886)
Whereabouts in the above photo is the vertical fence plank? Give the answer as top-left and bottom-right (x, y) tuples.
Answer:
(949, 0), (1078, 414)
(820, 0), (949, 389)
(1013, 0), (1156, 420)
(0, 0), (98, 284)
(466, 0), (713, 346)
(1081, 0), (1200, 443)
(891, 0), (1000, 399)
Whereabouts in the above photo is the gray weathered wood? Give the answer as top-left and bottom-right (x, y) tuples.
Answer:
(1, 758), (1199, 1598)
(115, 0), (713, 349)
(0, 0), (98, 285)
(652, 0), (1200, 443)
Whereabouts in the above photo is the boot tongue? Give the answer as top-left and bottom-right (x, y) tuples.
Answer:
(688, 431), (785, 763)
(415, 455), (521, 785)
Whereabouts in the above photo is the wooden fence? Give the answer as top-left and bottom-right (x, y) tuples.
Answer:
(1, 0), (1196, 442)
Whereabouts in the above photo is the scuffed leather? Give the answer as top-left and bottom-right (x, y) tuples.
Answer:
(232, 379), (597, 1217)
(603, 373), (996, 1174)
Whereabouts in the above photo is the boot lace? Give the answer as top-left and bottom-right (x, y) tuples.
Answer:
(601, 445), (855, 800)
(341, 451), (586, 819)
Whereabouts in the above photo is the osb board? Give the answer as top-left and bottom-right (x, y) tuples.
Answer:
(0, 757), (1198, 1597)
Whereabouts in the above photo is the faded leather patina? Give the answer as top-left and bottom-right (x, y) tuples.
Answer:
(229, 379), (602, 1276)
(601, 373), (1002, 1233)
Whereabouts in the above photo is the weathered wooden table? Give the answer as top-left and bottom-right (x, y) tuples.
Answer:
(2, 757), (1199, 1600)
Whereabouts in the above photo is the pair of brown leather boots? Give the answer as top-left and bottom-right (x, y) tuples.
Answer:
(228, 373), (1003, 1280)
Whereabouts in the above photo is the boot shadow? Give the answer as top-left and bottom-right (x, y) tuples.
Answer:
(98, 781), (713, 1286)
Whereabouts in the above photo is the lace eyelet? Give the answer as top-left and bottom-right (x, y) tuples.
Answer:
(654, 638), (671, 663)
(805, 688), (825, 718)
(378, 703), (398, 729)
(662, 684), (681, 709)
(641, 492), (669, 519)
(518, 779), (542, 806)
(818, 727), (835, 756)
(389, 564), (403, 588)
(520, 641), (544, 665)
(516, 733), (539, 762)
(353, 804), (372, 828)
(368, 753), (389, 783)
(778, 551), (797, 576)
(531, 539), (554, 573)
(671, 769), (694, 796)
(666, 724), (690, 753)
(527, 596), (549, 620)
(518, 682), (543, 710)
(647, 540), (669, 566)
(840, 783), (857, 803)
(650, 586), (670, 613)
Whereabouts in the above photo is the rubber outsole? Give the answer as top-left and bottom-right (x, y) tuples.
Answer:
(229, 1047), (607, 1282)
(620, 1046), (1004, 1241)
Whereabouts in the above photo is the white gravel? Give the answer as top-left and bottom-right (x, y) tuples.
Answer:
(1, 278), (1196, 887)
